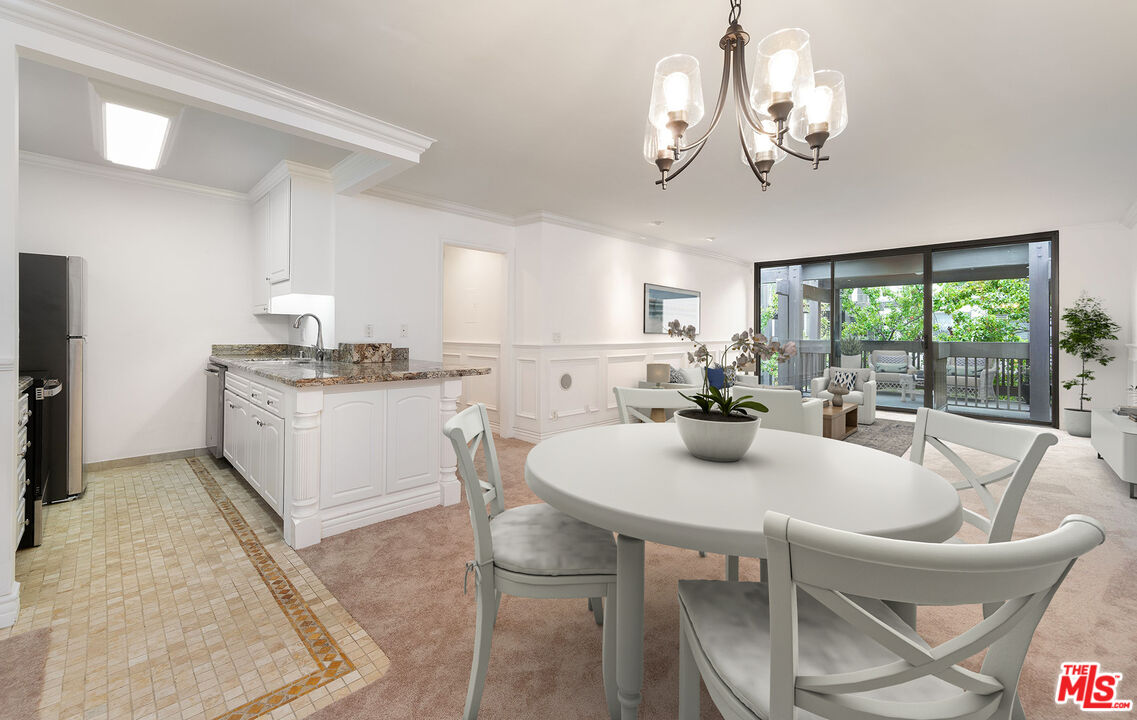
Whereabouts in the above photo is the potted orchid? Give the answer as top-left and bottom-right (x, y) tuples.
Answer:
(667, 320), (798, 461)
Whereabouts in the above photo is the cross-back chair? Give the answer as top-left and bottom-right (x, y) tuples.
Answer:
(444, 403), (620, 719)
(678, 511), (1104, 720)
(911, 407), (1058, 545)
(613, 385), (696, 424)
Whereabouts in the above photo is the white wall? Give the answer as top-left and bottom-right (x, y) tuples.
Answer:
(334, 194), (515, 359)
(18, 161), (292, 463)
(515, 222), (752, 345)
(1056, 222), (1136, 416)
(442, 245), (506, 343)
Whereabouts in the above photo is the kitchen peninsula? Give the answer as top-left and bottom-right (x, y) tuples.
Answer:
(209, 343), (491, 549)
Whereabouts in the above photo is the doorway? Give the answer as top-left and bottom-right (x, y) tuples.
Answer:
(441, 245), (507, 430)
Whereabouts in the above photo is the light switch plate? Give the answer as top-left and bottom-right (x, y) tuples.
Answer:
(400, 324), (409, 338)
(364, 324), (374, 338)
(552, 332), (561, 344)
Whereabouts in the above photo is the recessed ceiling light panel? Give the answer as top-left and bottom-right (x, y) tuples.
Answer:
(89, 81), (182, 171)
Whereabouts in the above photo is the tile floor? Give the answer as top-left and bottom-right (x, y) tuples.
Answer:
(1, 455), (389, 720)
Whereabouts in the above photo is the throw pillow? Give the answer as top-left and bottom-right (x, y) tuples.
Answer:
(876, 361), (908, 373)
(680, 366), (704, 386)
(669, 366), (685, 384)
(830, 368), (858, 392)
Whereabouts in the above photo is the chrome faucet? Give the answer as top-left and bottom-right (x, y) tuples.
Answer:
(293, 313), (325, 361)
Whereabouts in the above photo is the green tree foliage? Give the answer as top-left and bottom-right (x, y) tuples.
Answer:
(838, 279), (1030, 343)
(1058, 296), (1120, 410)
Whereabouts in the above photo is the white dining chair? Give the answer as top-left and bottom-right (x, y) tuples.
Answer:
(613, 385), (697, 424)
(911, 407), (1059, 545)
(678, 511), (1105, 720)
(444, 403), (619, 720)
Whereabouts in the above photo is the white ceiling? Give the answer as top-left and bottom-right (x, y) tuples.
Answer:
(34, 1), (1137, 259)
(18, 58), (351, 193)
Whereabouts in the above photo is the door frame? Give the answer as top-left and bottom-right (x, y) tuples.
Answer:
(754, 230), (1060, 427)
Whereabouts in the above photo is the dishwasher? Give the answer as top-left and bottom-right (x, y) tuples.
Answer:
(205, 362), (226, 459)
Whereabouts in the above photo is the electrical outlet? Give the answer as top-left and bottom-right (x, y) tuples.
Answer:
(552, 332), (562, 344)
(400, 324), (409, 338)
(364, 324), (374, 338)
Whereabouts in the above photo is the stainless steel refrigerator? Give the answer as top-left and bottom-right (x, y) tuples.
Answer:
(19, 253), (86, 503)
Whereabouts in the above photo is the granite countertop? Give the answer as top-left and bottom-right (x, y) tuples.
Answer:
(18, 375), (33, 394)
(210, 355), (491, 388)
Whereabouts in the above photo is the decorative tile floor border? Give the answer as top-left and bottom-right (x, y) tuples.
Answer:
(188, 458), (355, 720)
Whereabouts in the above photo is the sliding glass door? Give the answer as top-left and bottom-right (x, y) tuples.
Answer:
(835, 254), (926, 411)
(755, 233), (1058, 426)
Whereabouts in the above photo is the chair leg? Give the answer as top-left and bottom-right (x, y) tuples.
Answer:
(678, 612), (700, 720)
(491, 590), (501, 627)
(602, 582), (619, 720)
(725, 555), (739, 582)
(698, 550), (706, 558)
(759, 558), (768, 582)
(591, 597), (604, 626)
(463, 574), (497, 720)
(1011, 694), (1026, 720)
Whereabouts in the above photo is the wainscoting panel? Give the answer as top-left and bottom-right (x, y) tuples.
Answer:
(548, 356), (601, 421)
(606, 353), (649, 410)
(443, 342), (501, 428)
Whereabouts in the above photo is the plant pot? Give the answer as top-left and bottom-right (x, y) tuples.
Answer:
(675, 409), (760, 462)
(1063, 408), (1092, 437)
(840, 355), (861, 369)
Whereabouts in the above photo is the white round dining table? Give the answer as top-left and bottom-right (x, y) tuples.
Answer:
(524, 423), (963, 720)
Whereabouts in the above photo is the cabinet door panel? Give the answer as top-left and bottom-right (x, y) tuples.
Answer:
(260, 413), (285, 515)
(386, 385), (440, 494)
(252, 193), (271, 313)
(223, 390), (240, 471)
(242, 402), (262, 493)
(267, 178), (291, 283)
(320, 390), (385, 508)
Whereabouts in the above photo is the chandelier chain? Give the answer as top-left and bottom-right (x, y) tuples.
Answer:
(728, 0), (741, 25)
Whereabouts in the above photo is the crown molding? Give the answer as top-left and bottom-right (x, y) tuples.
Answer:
(0, 0), (434, 162)
(364, 185), (517, 226)
(247, 159), (333, 201)
(20, 150), (249, 202)
(514, 211), (752, 267)
(1122, 198), (1137, 230)
(364, 187), (752, 266)
(331, 152), (396, 196)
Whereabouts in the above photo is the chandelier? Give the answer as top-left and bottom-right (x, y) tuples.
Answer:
(643, 0), (847, 190)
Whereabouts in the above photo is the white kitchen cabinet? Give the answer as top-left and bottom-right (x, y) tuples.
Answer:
(320, 389), (385, 509)
(249, 161), (333, 315)
(223, 384), (284, 514)
(255, 410), (285, 514)
(385, 384), (440, 494)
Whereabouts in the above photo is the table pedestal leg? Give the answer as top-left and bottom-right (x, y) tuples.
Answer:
(616, 534), (645, 720)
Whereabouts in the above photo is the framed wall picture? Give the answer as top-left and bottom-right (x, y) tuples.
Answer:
(644, 283), (700, 334)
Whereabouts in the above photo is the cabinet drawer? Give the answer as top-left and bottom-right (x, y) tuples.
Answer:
(250, 382), (284, 417)
(226, 373), (251, 398)
(16, 458), (26, 505)
(16, 424), (28, 459)
(18, 392), (29, 426)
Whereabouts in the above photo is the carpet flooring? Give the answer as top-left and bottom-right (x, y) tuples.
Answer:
(0, 627), (51, 718)
(844, 418), (915, 456)
(301, 425), (1137, 720)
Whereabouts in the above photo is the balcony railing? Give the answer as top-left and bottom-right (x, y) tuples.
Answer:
(762, 340), (1038, 416)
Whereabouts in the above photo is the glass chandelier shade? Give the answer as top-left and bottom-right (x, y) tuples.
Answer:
(643, 119), (673, 165)
(647, 54), (705, 131)
(740, 127), (786, 167)
(789, 69), (848, 143)
(749, 28), (814, 119)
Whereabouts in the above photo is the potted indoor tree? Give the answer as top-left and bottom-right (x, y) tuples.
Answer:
(667, 320), (797, 461)
(1058, 296), (1120, 437)
(840, 335), (863, 368)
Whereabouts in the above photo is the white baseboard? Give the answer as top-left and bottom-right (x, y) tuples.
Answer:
(0, 581), (20, 628)
(319, 485), (442, 539)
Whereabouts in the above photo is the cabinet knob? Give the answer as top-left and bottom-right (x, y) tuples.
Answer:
(266, 399), (274, 405)
(256, 419), (265, 427)
(251, 392), (259, 398)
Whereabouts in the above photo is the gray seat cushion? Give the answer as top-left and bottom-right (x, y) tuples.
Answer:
(678, 580), (961, 719)
(815, 389), (864, 406)
(490, 503), (617, 576)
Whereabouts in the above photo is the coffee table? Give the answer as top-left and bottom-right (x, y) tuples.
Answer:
(822, 402), (859, 440)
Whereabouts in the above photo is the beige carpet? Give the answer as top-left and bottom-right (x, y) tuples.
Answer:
(300, 427), (1137, 719)
(0, 627), (51, 718)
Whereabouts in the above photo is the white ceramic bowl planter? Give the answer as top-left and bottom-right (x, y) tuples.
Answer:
(675, 410), (760, 462)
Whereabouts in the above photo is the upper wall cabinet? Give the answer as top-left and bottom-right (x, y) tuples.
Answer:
(250, 161), (335, 315)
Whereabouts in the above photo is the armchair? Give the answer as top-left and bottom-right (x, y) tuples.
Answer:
(868, 349), (917, 401)
(731, 386), (822, 436)
(810, 367), (877, 424)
